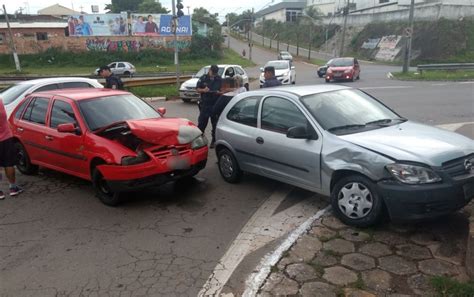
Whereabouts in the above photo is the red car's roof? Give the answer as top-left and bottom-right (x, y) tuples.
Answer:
(31, 88), (130, 101)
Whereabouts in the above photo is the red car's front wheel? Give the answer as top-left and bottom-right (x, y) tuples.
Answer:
(92, 168), (122, 206)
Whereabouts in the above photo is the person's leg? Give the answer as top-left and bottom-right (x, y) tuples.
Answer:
(2, 138), (23, 196)
(210, 114), (218, 147)
(197, 106), (211, 133)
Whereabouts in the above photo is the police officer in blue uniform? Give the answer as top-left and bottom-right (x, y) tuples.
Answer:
(196, 65), (222, 148)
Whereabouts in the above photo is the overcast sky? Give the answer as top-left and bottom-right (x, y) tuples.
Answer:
(3, 0), (274, 20)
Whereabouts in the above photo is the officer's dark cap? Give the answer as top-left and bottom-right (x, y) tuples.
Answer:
(210, 65), (219, 75)
(264, 66), (275, 74)
(98, 65), (111, 73)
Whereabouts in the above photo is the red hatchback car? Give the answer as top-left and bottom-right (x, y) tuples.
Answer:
(9, 89), (208, 205)
(325, 57), (361, 83)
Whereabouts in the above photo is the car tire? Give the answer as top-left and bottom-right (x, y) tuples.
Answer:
(331, 174), (384, 227)
(182, 98), (191, 103)
(15, 141), (39, 175)
(292, 77), (296, 84)
(357, 74), (360, 80)
(244, 83), (249, 91)
(217, 148), (242, 183)
(124, 71), (130, 76)
(317, 73), (323, 78)
(325, 78), (330, 83)
(92, 168), (122, 206)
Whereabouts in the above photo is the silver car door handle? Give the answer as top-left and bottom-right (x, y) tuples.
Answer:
(45, 135), (54, 141)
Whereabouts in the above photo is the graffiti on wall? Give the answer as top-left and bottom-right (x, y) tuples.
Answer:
(146, 39), (191, 50)
(86, 39), (141, 52)
(361, 38), (380, 49)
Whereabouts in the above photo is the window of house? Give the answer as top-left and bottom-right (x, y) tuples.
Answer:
(36, 32), (48, 41)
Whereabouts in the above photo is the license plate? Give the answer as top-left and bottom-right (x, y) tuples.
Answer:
(334, 73), (342, 77)
(167, 156), (191, 170)
(185, 92), (198, 97)
(463, 183), (474, 201)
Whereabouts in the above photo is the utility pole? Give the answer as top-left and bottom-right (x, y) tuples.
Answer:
(227, 14), (230, 48)
(339, 0), (349, 57)
(402, 0), (415, 73)
(3, 5), (21, 72)
(249, 8), (254, 61)
(308, 24), (312, 60)
(172, 0), (181, 89)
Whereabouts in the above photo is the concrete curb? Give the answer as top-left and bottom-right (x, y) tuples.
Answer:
(466, 202), (474, 280)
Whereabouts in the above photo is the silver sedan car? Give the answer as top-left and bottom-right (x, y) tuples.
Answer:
(215, 85), (474, 227)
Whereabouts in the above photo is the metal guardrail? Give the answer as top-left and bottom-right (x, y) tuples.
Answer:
(123, 75), (193, 87)
(417, 63), (474, 74)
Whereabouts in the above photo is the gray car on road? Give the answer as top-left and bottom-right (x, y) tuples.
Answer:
(215, 85), (474, 227)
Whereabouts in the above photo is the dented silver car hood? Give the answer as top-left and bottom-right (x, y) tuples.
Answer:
(338, 121), (474, 167)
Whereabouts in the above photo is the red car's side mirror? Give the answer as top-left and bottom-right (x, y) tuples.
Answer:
(57, 123), (77, 133)
(157, 107), (166, 115)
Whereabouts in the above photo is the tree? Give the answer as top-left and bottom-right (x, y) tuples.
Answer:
(192, 7), (219, 26)
(138, 0), (169, 13)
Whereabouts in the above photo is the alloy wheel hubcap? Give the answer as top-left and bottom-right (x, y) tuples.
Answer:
(220, 154), (234, 178)
(337, 182), (373, 219)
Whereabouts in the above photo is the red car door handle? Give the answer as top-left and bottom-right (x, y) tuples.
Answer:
(45, 135), (54, 141)
(16, 127), (24, 132)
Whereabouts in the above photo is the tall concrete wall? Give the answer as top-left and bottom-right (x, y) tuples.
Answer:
(323, 4), (474, 26)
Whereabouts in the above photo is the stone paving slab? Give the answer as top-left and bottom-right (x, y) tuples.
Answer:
(258, 209), (471, 296)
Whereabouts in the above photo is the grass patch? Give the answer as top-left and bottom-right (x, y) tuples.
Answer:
(430, 276), (474, 297)
(352, 275), (366, 290)
(0, 48), (254, 76)
(128, 84), (178, 99)
(310, 58), (329, 67)
(392, 70), (474, 81)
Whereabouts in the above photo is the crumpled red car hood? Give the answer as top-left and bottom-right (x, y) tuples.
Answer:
(126, 118), (201, 145)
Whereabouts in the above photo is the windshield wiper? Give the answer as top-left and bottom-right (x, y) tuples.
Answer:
(327, 124), (366, 132)
(365, 118), (407, 126)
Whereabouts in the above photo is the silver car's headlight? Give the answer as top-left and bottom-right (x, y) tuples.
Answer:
(385, 163), (442, 184)
(191, 135), (208, 149)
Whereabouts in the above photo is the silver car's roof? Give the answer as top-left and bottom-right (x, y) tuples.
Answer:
(244, 84), (351, 98)
(15, 77), (100, 85)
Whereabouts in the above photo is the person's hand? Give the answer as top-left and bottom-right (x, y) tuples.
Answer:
(203, 87), (210, 93)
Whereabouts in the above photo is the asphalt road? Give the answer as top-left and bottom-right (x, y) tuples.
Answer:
(0, 36), (472, 297)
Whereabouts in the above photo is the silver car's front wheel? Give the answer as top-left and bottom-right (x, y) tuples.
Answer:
(217, 148), (242, 183)
(331, 174), (384, 227)
(337, 182), (373, 219)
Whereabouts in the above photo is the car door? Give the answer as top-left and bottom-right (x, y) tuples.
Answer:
(222, 96), (262, 173)
(46, 98), (87, 177)
(116, 62), (126, 75)
(16, 96), (52, 165)
(255, 96), (322, 190)
(108, 62), (118, 74)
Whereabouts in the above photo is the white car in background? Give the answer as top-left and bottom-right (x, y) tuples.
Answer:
(94, 62), (136, 76)
(260, 60), (296, 87)
(179, 65), (249, 103)
(0, 77), (103, 116)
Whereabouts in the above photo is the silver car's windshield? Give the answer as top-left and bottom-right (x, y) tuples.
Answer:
(0, 83), (33, 105)
(266, 61), (289, 70)
(301, 89), (401, 134)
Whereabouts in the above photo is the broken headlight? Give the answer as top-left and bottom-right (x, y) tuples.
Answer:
(191, 135), (208, 149)
(386, 163), (442, 184)
(121, 150), (150, 165)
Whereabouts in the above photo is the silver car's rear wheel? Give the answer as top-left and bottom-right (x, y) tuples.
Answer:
(331, 174), (383, 227)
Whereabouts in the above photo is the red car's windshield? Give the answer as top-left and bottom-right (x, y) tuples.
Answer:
(78, 94), (160, 131)
(329, 58), (354, 67)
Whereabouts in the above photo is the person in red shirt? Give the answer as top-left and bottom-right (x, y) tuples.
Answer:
(0, 99), (23, 199)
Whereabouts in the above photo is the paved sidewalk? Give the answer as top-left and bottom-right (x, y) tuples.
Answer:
(259, 208), (472, 296)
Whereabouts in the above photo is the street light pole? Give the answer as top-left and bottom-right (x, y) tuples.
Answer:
(402, 0), (415, 73)
(249, 8), (254, 61)
(339, 0), (349, 57)
(227, 14), (230, 48)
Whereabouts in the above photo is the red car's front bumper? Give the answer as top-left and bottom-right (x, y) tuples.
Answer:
(97, 146), (208, 192)
(326, 72), (354, 81)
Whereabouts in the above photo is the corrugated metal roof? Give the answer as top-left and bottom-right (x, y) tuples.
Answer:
(0, 22), (67, 29)
(256, 0), (307, 17)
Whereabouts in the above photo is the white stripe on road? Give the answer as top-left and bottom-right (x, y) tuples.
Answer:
(242, 205), (331, 297)
(198, 185), (322, 296)
(436, 121), (474, 131)
(360, 86), (414, 90)
(458, 81), (474, 84)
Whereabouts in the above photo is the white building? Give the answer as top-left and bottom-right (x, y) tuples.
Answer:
(256, 0), (307, 23)
(307, 0), (474, 16)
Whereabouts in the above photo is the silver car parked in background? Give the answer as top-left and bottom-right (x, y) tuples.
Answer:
(215, 85), (474, 227)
